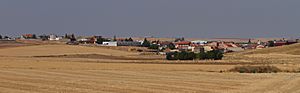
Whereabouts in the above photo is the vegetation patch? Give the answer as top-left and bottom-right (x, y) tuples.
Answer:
(229, 65), (282, 73)
(166, 50), (224, 60)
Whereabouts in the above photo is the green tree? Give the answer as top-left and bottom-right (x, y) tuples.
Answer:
(187, 52), (195, 60)
(213, 50), (224, 60)
(125, 38), (129, 41)
(166, 52), (177, 60)
(39, 35), (49, 41)
(113, 35), (117, 41)
(177, 51), (194, 60)
(96, 38), (110, 44)
(32, 34), (37, 39)
(248, 39), (252, 44)
(149, 44), (159, 49)
(0, 35), (2, 39)
(65, 34), (67, 38)
(167, 43), (176, 50)
(128, 37), (133, 41)
(195, 52), (207, 60)
(142, 38), (151, 47)
(4, 36), (9, 39)
(71, 34), (75, 39)
(268, 41), (275, 47)
(206, 50), (223, 60)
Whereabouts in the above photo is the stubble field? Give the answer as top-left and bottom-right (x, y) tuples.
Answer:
(0, 44), (300, 93)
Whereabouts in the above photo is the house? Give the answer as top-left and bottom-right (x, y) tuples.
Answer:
(269, 40), (298, 47)
(48, 34), (61, 41)
(256, 45), (265, 49)
(79, 37), (96, 44)
(102, 41), (117, 46)
(117, 41), (142, 46)
(102, 41), (142, 46)
(203, 45), (217, 52)
(191, 40), (208, 45)
(192, 46), (205, 53)
(158, 41), (174, 49)
(1, 36), (14, 40)
(243, 44), (259, 49)
(174, 41), (192, 51)
(218, 42), (244, 52)
(21, 34), (36, 39)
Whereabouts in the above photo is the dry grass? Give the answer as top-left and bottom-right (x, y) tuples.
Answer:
(224, 43), (300, 64)
(232, 43), (300, 55)
(0, 44), (300, 93)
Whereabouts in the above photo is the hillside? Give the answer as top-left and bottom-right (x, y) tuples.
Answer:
(0, 44), (300, 93)
(224, 43), (300, 64)
(0, 45), (138, 57)
(234, 43), (300, 55)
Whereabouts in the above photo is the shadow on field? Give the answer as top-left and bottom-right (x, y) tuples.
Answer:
(32, 54), (162, 60)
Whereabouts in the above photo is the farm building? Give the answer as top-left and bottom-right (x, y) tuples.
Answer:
(102, 42), (117, 46)
(48, 34), (61, 41)
(117, 41), (142, 46)
(102, 41), (142, 46)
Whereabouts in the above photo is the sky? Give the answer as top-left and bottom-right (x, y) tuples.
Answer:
(0, 0), (300, 38)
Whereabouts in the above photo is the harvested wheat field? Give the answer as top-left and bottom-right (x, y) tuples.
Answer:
(0, 45), (300, 93)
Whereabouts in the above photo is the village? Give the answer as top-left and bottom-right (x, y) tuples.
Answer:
(2, 0), (300, 92)
(0, 33), (299, 60)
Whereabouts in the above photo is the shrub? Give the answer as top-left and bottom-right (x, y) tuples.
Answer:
(229, 65), (282, 73)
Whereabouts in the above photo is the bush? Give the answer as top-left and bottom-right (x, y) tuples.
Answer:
(229, 65), (281, 73)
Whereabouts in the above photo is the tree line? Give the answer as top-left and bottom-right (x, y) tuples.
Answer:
(166, 50), (224, 60)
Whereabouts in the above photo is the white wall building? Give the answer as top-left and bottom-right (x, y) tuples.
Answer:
(49, 34), (60, 41)
(102, 42), (118, 46)
(191, 40), (208, 45)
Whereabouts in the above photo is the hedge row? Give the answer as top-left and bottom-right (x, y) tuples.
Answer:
(166, 50), (223, 60)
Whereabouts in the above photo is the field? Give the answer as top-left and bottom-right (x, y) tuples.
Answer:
(0, 43), (300, 93)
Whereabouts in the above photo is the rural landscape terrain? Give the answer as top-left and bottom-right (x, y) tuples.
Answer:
(1, 0), (300, 93)
(0, 40), (300, 93)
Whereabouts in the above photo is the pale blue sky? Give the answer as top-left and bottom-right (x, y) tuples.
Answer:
(0, 0), (300, 38)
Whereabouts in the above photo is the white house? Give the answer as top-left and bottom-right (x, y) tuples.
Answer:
(102, 41), (118, 46)
(191, 40), (208, 45)
(102, 41), (142, 46)
(49, 34), (60, 41)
